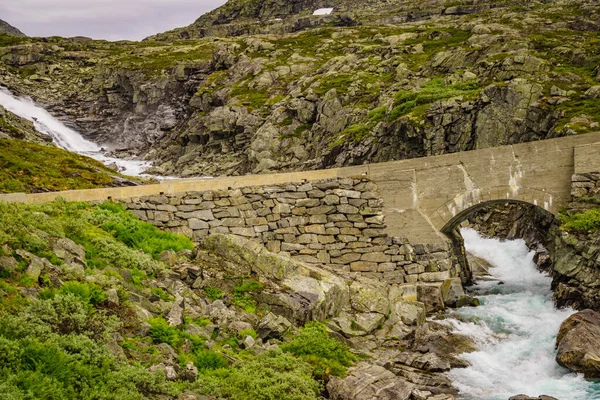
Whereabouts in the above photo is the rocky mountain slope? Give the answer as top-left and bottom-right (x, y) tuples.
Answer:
(0, 0), (599, 178)
(0, 19), (25, 37)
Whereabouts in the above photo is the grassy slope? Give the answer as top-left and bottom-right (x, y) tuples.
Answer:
(0, 200), (356, 399)
(0, 138), (141, 193)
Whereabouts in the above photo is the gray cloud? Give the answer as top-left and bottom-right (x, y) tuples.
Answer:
(0, 0), (227, 41)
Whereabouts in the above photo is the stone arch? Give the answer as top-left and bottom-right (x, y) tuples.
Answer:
(425, 186), (567, 234)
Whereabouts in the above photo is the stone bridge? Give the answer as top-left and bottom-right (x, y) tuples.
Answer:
(2, 133), (600, 288)
(4, 132), (600, 239)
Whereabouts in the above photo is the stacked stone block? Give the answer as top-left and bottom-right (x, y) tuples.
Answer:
(123, 178), (456, 284)
(571, 172), (600, 206)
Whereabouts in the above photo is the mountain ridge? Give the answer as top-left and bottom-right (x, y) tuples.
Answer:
(0, 19), (26, 37)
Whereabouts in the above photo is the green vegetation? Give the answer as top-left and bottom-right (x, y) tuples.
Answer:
(0, 117), (21, 136)
(230, 80), (273, 111)
(391, 78), (481, 121)
(0, 199), (182, 275)
(194, 351), (322, 400)
(281, 322), (357, 378)
(555, 98), (600, 133)
(559, 208), (600, 233)
(89, 202), (193, 259)
(41, 281), (108, 307)
(0, 34), (30, 47)
(0, 200), (330, 398)
(0, 138), (141, 193)
(0, 198), (361, 399)
(0, 294), (176, 399)
(148, 317), (180, 347)
(204, 286), (224, 300)
(232, 279), (263, 313)
(106, 42), (214, 77)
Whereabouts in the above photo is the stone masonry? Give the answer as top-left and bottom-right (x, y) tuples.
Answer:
(123, 177), (461, 286)
(570, 172), (600, 210)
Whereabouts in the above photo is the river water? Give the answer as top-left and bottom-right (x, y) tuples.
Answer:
(445, 228), (600, 400)
(0, 86), (151, 176)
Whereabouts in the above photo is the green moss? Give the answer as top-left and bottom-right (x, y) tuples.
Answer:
(230, 80), (275, 111)
(390, 78), (480, 120)
(367, 106), (387, 123)
(559, 208), (600, 233)
(108, 42), (214, 77)
(554, 98), (600, 133)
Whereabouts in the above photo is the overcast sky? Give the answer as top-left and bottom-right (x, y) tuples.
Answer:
(1, 0), (227, 41)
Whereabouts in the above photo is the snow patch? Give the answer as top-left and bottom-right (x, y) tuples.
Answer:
(313, 8), (334, 16)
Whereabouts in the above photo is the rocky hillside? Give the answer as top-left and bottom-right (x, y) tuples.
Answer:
(0, 0), (599, 178)
(0, 19), (25, 37)
(0, 199), (473, 399)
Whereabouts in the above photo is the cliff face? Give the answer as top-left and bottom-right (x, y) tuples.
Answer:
(0, 0), (599, 178)
(551, 173), (600, 311)
(0, 19), (26, 37)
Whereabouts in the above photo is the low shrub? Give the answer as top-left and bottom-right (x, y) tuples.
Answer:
(195, 350), (322, 400)
(281, 322), (356, 378)
(148, 318), (179, 347)
(194, 350), (228, 371)
(60, 281), (108, 307)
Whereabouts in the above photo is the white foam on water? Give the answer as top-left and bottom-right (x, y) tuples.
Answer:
(0, 86), (152, 177)
(445, 228), (600, 400)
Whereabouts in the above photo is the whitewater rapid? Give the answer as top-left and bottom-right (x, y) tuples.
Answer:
(445, 228), (600, 400)
(0, 86), (151, 176)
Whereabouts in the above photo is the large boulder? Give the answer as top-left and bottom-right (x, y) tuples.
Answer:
(327, 362), (414, 400)
(199, 234), (349, 324)
(555, 309), (600, 377)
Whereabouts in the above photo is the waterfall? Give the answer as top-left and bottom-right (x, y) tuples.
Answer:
(0, 86), (151, 176)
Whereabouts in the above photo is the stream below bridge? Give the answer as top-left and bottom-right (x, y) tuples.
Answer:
(443, 228), (600, 399)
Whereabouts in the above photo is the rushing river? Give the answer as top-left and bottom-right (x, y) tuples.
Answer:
(445, 228), (600, 400)
(0, 86), (151, 176)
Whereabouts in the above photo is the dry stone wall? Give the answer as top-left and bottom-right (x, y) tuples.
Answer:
(122, 177), (461, 285)
(570, 172), (600, 208)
